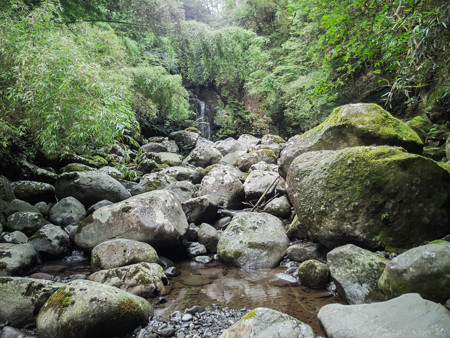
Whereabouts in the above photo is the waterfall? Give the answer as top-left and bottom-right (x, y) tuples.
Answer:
(191, 94), (211, 140)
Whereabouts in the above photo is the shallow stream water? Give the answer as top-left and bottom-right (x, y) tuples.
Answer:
(35, 252), (344, 336)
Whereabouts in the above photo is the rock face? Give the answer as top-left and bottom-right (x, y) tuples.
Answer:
(0, 243), (38, 276)
(88, 262), (167, 298)
(56, 171), (131, 207)
(279, 103), (423, 178)
(219, 307), (315, 338)
(217, 212), (289, 269)
(91, 239), (159, 271)
(75, 190), (189, 251)
(327, 244), (387, 304)
(49, 197), (86, 226)
(0, 277), (64, 326)
(286, 146), (450, 250)
(378, 241), (450, 303)
(318, 293), (450, 338)
(36, 280), (153, 338)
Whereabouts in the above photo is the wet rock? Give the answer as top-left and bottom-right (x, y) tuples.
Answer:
(219, 307), (315, 338)
(36, 279), (153, 338)
(318, 293), (450, 338)
(0, 176), (15, 202)
(287, 242), (323, 262)
(88, 262), (167, 298)
(12, 181), (55, 204)
(29, 224), (71, 256)
(198, 223), (219, 253)
(327, 244), (387, 304)
(194, 255), (212, 264)
(183, 138), (222, 168)
(75, 190), (188, 251)
(286, 146), (450, 250)
(263, 195), (291, 218)
(378, 241), (450, 303)
(56, 171), (131, 207)
(298, 260), (330, 290)
(234, 149), (277, 172)
(164, 266), (179, 277)
(165, 181), (196, 203)
(279, 103), (423, 178)
(169, 131), (199, 153)
(0, 277), (64, 326)
(4, 199), (39, 216)
(6, 212), (47, 236)
(0, 231), (28, 244)
(185, 305), (204, 315)
(49, 197), (86, 227)
(91, 239), (159, 271)
(217, 212), (289, 269)
(198, 166), (244, 209)
(187, 242), (207, 257)
(243, 170), (279, 200)
(0, 244), (38, 276)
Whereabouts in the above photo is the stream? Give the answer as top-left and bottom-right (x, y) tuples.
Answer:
(35, 251), (343, 337)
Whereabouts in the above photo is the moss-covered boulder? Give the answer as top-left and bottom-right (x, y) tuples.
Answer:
(60, 163), (96, 173)
(91, 239), (158, 271)
(219, 307), (314, 338)
(297, 259), (330, 290)
(36, 280), (152, 338)
(131, 172), (177, 195)
(88, 262), (167, 299)
(6, 211), (47, 236)
(279, 103), (423, 178)
(327, 244), (387, 304)
(217, 212), (289, 269)
(0, 243), (38, 276)
(406, 115), (432, 141)
(0, 277), (64, 326)
(12, 180), (56, 204)
(75, 190), (188, 251)
(261, 134), (286, 145)
(422, 146), (447, 161)
(378, 242), (450, 303)
(286, 146), (450, 250)
(234, 149), (277, 172)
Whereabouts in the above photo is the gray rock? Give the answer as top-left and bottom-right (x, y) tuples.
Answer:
(327, 244), (387, 304)
(161, 139), (180, 154)
(0, 326), (30, 338)
(36, 279), (153, 338)
(34, 201), (51, 216)
(147, 152), (183, 166)
(159, 166), (203, 183)
(60, 163), (96, 173)
(86, 200), (113, 215)
(49, 197), (86, 226)
(29, 224), (71, 256)
(198, 166), (244, 209)
(378, 241), (450, 303)
(298, 259), (330, 289)
(262, 195), (291, 218)
(183, 138), (222, 168)
(56, 171), (131, 207)
(4, 199), (40, 216)
(182, 313), (193, 322)
(165, 181), (196, 203)
(0, 277), (64, 326)
(88, 262), (167, 298)
(254, 143), (282, 157)
(219, 152), (242, 166)
(234, 149), (277, 172)
(243, 170), (279, 200)
(318, 293), (450, 338)
(194, 255), (212, 264)
(91, 239), (158, 271)
(182, 195), (218, 224)
(0, 176), (15, 202)
(286, 146), (450, 250)
(169, 130), (199, 153)
(215, 137), (247, 156)
(0, 231), (28, 244)
(187, 242), (207, 257)
(98, 166), (123, 180)
(279, 103), (423, 178)
(132, 172), (177, 195)
(286, 242), (323, 262)
(237, 134), (260, 149)
(217, 212), (289, 269)
(6, 211), (47, 236)
(219, 307), (314, 338)
(198, 223), (219, 253)
(0, 243), (38, 276)
(75, 190), (188, 251)
(446, 136), (450, 161)
(261, 134), (285, 145)
(249, 161), (278, 172)
(12, 181), (55, 204)
(141, 142), (168, 153)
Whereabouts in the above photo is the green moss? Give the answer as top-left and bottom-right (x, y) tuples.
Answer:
(43, 288), (73, 317)
(91, 254), (102, 270)
(247, 241), (266, 249)
(242, 309), (256, 320)
(144, 177), (162, 191)
(231, 250), (242, 259)
(115, 297), (142, 319)
(121, 206), (132, 213)
(61, 163), (94, 173)
(203, 165), (220, 176)
(185, 127), (201, 134)
(0, 277), (13, 284)
(428, 239), (449, 244)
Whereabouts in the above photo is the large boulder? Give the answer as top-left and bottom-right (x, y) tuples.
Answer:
(0, 277), (64, 326)
(36, 280), (152, 338)
(297, 259), (330, 290)
(286, 146), (450, 250)
(132, 172), (177, 195)
(169, 130), (199, 153)
(165, 181), (196, 203)
(183, 138), (222, 168)
(6, 211), (47, 236)
(243, 170), (279, 200)
(198, 166), (244, 209)
(217, 212), (289, 269)
(215, 137), (247, 156)
(182, 195), (219, 224)
(279, 103), (424, 178)
(0, 175), (15, 201)
(88, 262), (167, 298)
(318, 293), (450, 338)
(91, 239), (158, 271)
(0, 243), (38, 276)
(4, 199), (40, 216)
(12, 180), (55, 204)
(378, 241), (450, 303)
(49, 197), (86, 226)
(327, 244), (387, 304)
(75, 190), (189, 251)
(56, 171), (131, 207)
(29, 224), (71, 256)
(219, 307), (314, 338)
(159, 166), (203, 183)
(234, 149), (277, 172)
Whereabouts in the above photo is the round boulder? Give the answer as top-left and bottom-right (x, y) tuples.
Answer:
(297, 259), (330, 289)
(217, 212), (289, 269)
(12, 180), (55, 204)
(0, 243), (38, 276)
(29, 224), (71, 256)
(49, 197), (86, 226)
(6, 211), (47, 236)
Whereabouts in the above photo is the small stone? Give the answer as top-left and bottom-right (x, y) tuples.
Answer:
(165, 266), (180, 277)
(182, 313), (193, 322)
(194, 255), (211, 264)
(185, 305), (204, 315)
(187, 242), (207, 257)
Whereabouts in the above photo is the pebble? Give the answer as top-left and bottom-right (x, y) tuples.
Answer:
(181, 314), (193, 322)
(193, 255), (211, 264)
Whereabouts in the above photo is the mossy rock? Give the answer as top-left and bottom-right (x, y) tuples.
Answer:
(286, 146), (450, 250)
(297, 259), (330, 290)
(234, 149), (277, 172)
(60, 163), (96, 174)
(80, 155), (108, 168)
(406, 115), (432, 141)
